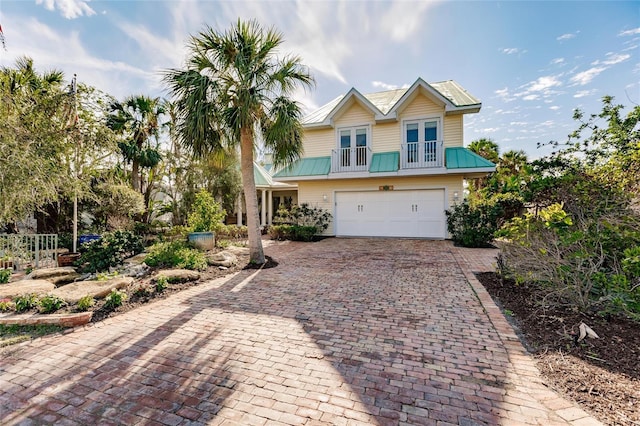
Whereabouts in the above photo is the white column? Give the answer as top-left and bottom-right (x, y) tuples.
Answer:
(261, 189), (267, 227)
(236, 194), (243, 226)
(267, 190), (273, 225)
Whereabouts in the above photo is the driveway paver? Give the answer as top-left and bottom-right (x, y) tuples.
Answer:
(0, 239), (601, 425)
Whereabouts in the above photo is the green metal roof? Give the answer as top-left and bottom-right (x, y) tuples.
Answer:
(273, 156), (331, 178)
(254, 165), (271, 186)
(370, 151), (399, 173)
(445, 147), (496, 169)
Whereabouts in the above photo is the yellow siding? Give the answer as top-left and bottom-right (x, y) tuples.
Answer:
(399, 93), (443, 119)
(371, 122), (400, 153)
(443, 114), (463, 147)
(298, 176), (463, 235)
(303, 128), (333, 158)
(302, 93), (466, 159)
(334, 101), (374, 127)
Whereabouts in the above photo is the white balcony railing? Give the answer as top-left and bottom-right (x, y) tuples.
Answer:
(401, 141), (444, 169)
(331, 146), (371, 173)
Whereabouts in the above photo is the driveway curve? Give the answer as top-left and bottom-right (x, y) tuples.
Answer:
(0, 239), (600, 425)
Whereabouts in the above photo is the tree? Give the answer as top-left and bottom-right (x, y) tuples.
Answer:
(468, 138), (500, 163)
(164, 19), (314, 263)
(107, 95), (166, 194)
(0, 57), (71, 228)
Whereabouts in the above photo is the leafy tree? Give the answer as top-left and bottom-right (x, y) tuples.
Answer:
(468, 138), (499, 163)
(0, 57), (70, 228)
(164, 19), (314, 264)
(107, 95), (166, 194)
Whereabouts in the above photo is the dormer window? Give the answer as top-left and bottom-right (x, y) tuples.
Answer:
(332, 125), (371, 172)
(402, 118), (443, 168)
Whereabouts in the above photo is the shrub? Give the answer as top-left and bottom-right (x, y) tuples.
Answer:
(77, 230), (144, 273)
(268, 224), (292, 240)
(76, 295), (95, 312)
(271, 204), (332, 241)
(14, 293), (38, 312)
(0, 268), (11, 284)
(187, 190), (226, 233)
(290, 225), (317, 242)
(0, 298), (15, 312)
(446, 200), (498, 248)
(155, 276), (168, 293)
(217, 225), (248, 240)
(104, 289), (127, 309)
(38, 294), (66, 314)
(499, 203), (640, 315)
(144, 241), (208, 271)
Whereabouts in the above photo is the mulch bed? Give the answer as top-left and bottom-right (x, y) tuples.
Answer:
(476, 272), (640, 425)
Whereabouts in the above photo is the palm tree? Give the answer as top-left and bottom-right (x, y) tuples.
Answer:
(468, 138), (500, 164)
(163, 19), (314, 264)
(107, 95), (166, 193)
(499, 149), (528, 175)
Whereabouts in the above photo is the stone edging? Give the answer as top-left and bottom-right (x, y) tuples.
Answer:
(451, 249), (603, 426)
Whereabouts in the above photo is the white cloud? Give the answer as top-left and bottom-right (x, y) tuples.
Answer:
(501, 47), (525, 55)
(549, 105), (560, 110)
(481, 127), (500, 133)
(3, 17), (150, 99)
(570, 66), (607, 85)
(592, 52), (631, 66)
(514, 75), (562, 101)
(371, 81), (410, 91)
(495, 87), (516, 102)
(35, 0), (95, 19)
(574, 89), (597, 98)
(557, 31), (578, 41)
(379, 1), (433, 42)
(619, 27), (640, 37)
(551, 58), (565, 65)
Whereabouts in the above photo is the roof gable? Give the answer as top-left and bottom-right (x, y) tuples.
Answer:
(303, 78), (481, 127)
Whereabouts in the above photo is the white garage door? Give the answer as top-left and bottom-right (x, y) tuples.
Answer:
(335, 190), (446, 238)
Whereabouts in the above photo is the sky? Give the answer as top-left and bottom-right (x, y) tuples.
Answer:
(0, 0), (638, 159)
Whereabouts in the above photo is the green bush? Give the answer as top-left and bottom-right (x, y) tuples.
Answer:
(187, 190), (226, 233)
(0, 268), (11, 284)
(499, 203), (640, 315)
(446, 201), (498, 248)
(77, 230), (144, 273)
(38, 294), (66, 314)
(155, 276), (168, 293)
(217, 225), (248, 240)
(270, 204), (332, 241)
(76, 295), (95, 312)
(0, 298), (15, 312)
(104, 289), (127, 309)
(268, 224), (292, 240)
(144, 241), (208, 271)
(290, 225), (317, 242)
(14, 293), (38, 312)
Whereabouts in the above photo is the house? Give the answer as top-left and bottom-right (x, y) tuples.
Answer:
(271, 77), (495, 239)
(231, 162), (298, 227)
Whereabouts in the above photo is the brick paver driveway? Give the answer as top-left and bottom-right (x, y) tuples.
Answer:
(1, 239), (599, 425)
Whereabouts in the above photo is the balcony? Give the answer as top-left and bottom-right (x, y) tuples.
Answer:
(331, 146), (371, 173)
(401, 141), (444, 169)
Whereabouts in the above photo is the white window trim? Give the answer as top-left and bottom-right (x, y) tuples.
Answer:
(336, 125), (371, 149)
(401, 116), (442, 144)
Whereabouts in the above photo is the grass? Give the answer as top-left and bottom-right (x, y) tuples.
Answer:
(0, 324), (65, 347)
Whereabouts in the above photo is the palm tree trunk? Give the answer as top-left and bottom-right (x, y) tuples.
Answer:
(240, 126), (265, 264)
(132, 160), (141, 192)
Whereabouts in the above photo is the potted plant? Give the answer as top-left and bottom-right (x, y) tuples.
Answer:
(187, 190), (226, 251)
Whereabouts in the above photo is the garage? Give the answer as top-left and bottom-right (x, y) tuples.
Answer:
(335, 189), (446, 238)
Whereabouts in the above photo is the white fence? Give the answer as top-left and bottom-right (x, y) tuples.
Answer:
(0, 234), (59, 271)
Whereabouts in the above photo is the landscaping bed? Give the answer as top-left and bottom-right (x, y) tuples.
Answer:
(0, 249), (260, 347)
(476, 272), (640, 425)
